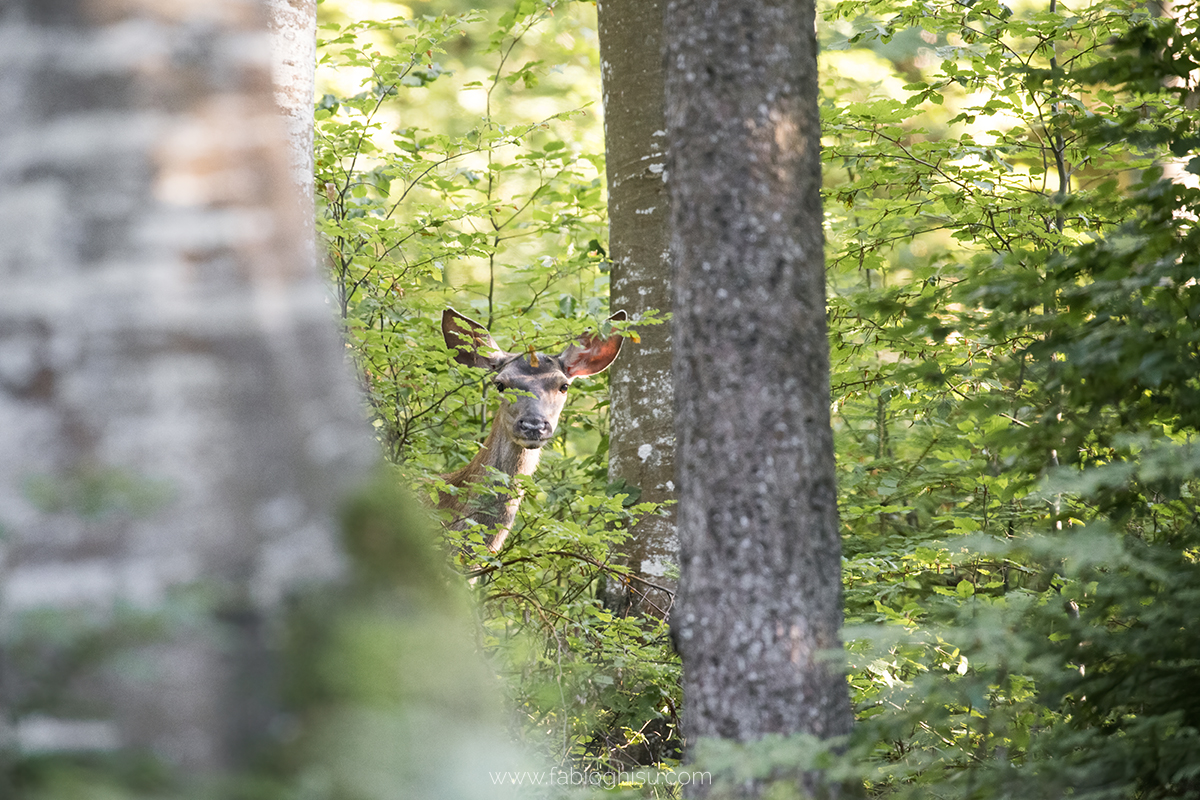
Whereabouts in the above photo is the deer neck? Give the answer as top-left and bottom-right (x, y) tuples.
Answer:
(474, 421), (543, 480)
(440, 422), (544, 546)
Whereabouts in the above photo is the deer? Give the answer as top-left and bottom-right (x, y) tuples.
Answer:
(436, 308), (626, 553)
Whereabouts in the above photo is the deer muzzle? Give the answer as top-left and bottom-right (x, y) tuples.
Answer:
(514, 416), (554, 447)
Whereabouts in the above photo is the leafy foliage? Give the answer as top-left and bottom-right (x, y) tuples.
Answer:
(821, 0), (1200, 796)
(314, 0), (680, 789)
(6, 0), (1200, 797)
(316, 0), (1200, 796)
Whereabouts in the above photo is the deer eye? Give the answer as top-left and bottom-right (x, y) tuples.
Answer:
(559, 383), (569, 394)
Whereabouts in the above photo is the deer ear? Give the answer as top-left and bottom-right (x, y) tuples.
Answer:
(442, 308), (506, 370)
(560, 310), (627, 378)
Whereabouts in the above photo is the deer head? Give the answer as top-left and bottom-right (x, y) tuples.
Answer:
(442, 308), (627, 450)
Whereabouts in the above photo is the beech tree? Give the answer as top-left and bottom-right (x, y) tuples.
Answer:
(597, 0), (678, 619)
(0, 3), (518, 796)
(0, 0), (370, 772)
(268, 0), (319, 247)
(663, 0), (854, 795)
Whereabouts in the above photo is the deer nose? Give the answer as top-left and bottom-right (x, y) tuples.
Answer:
(515, 417), (553, 441)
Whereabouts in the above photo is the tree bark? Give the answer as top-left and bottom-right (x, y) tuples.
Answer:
(663, 0), (854, 795)
(598, 0), (678, 620)
(267, 0), (318, 265)
(1157, 0), (1200, 193)
(0, 0), (371, 774)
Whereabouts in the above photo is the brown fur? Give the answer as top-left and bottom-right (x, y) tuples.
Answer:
(437, 409), (543, 551)
(435, 309), (626, 553)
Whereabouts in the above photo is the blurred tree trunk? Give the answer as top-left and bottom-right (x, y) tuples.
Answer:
(597, 0), (678, 620)
(663, 0), (854, 796)
(0, 0), (371, 776)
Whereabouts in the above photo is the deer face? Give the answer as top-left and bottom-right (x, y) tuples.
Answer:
(442, 308), (627, 450)
(491, 356), (575, 449)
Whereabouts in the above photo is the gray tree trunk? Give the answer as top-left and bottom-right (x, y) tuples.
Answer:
(0, 0), (371, 775)
(598, 0), (678, 619)
(662, 0), (854, 795)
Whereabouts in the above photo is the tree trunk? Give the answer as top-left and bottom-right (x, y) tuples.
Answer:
(663, 0), (854, 795)
(0, 0), (371, 775)
(598, 0), (678, 620)
(1157, 0), (1200, 194)
(267, 0), (318, 265)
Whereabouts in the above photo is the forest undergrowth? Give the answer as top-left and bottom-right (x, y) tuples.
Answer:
(316, 0), (1200, 796)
